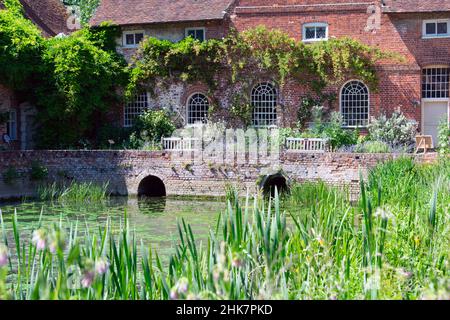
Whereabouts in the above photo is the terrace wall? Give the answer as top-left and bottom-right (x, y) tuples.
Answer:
(0, 150), (437, 201)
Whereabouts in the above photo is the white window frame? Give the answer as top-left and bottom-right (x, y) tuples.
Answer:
(185, 27), (207, 41)
(422, 19), (450, 39)
(302, 22), (329, 42)
(251, 82), (278, 128)
(340, 80), (370, 128)
(186, 93), (210, 126)
(422, 66), (450, 100)
(122, 30), (145, 48)
(123, 92), (150, 128)
(7, 110), (17, 140)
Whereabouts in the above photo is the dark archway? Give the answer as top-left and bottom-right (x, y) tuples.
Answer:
(262, 174), (289, 197)
(138, 175), (166, 198)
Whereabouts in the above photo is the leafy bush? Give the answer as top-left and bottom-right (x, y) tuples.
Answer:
(304, 111), (358, 150)
(437, 119), (450, 155)
(126, 110), (176, 150)
(30, 161), (48, 181)
(354, 140), (391, 153)
(2, 166), (19, 185)
(368, 111), (418, 148)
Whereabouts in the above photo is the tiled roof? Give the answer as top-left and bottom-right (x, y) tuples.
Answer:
(1, 0), (70, 36)
(90, 0), (235, 26)
(382, 0), (450, 13)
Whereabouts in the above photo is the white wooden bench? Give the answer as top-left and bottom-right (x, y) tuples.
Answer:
(285, 137), (330, 153)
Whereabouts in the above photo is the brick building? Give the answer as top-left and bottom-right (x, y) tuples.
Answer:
(91, 0), (450, 145)
(0, 0), (69, 150)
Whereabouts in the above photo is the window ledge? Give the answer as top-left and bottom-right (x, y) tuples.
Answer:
(422, 35), (450, 40)
(302, 38), (328, 43)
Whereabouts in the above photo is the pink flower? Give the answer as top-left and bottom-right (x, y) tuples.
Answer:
(177, 278), (189, 294)
(32, 230), (47, 251)
(95, 258), (110, 275)
(0, 244), (8, 267)
(81, 271), (95, 288)
(170, 289), (179, 300)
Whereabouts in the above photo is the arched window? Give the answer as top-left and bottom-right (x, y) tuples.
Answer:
(340, 80), (370, 127)
(124, 92), (149, 127)
(187, 93), (209, 125)
(251, 82), (278, 127)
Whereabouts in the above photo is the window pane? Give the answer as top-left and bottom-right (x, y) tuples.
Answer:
(126, 34), (135, 45)
(7, 111), (17, 140)
(195, 30), (205, 42)
(187, 93), (209, 124)
(426, 23), (436, 35)
(422, 67), (450, 99)
(251, 83), (277, 127)
(135, 33), (144, 44)
(316, 27), (327, 39)
(124, 93), (149, 127)
(437, 22), (448, 35)
(305, 27), (315, 39)
(187, 30), (196, 38)
(340, 81), (369, 127)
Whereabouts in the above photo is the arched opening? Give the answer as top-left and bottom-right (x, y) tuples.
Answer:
(138, 175), (166, 198)
(262, 174), (289, 197)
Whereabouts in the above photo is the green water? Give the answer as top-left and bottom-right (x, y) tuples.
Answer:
(0, 197), (225, 259)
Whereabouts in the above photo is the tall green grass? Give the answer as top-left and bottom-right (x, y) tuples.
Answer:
(37, 182), (109, 203)
(0, 158), (449, 300)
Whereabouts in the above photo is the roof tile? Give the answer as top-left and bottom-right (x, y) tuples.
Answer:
(90, 0), (235, 26)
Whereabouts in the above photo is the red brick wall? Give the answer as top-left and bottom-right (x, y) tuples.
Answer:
(229, 1), (450, 126)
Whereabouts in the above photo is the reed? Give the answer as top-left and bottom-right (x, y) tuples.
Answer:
(0, 158), (448, 300)
(37, 182), (109, 203)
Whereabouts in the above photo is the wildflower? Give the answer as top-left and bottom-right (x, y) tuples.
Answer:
(212, 265), (221, 282)
(0, 244), (8, 267)
(95, 258), (110, 275)
(374, 207), (393, 220)
(170, 289), (179, 300)
(32, 229), (47, 250)
(176, 277), (189, 294)
(316, 236), (325, 247)
(48, 230), (66, 254)
(81, 270), (95, 288)
(231, 252), (243, 268)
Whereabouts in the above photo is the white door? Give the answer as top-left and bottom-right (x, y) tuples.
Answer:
(422, 100), (449, 146)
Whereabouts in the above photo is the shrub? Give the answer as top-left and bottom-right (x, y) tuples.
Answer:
(355, 141), (391, 153)
(437, 119), (450, 155)
(368, 111), (418, 148)
(126, 110), (176, 150)
(30, 161), (48, 181)
(3, 166), (19, 185)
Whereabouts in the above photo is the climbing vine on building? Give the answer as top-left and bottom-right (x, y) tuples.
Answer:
(0, 1), (128, 148)
(128, 26), (402, 126)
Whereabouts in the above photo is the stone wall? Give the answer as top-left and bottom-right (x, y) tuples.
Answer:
(0, 150), (436, 200)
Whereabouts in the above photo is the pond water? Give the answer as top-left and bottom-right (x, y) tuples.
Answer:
(0, 197), (225, 259)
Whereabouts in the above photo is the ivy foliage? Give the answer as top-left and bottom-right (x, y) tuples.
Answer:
(37, 26), (128, 148)
(0, 1), (128, 148)
(129, 26), (402, 99)
(62, 0), (100, 25)
(0, 0), (44, 90)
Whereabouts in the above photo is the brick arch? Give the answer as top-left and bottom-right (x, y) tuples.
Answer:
(181, 83), (211, 107)
(128, 170), (170, 196)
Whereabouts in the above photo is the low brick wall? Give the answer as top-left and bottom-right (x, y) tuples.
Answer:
(0, 150), (437, 200)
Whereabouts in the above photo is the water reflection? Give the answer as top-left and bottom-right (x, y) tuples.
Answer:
(0, 196), (224, 258)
